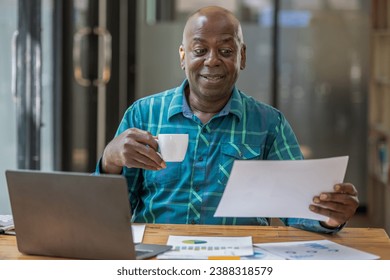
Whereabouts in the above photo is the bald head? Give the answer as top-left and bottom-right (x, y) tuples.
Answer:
(182, 6), (244, 46)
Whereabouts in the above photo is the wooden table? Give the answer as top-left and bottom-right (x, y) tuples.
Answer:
(1, 224), (389, 260)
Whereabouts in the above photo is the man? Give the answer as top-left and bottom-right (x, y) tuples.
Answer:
(96, 6), (359, 233)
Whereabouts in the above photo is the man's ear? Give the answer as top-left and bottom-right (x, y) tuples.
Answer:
(179, 44), (185, 70)
(240, 44), (247, 70)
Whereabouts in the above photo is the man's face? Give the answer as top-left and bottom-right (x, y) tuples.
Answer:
(180, 14), (246, 103)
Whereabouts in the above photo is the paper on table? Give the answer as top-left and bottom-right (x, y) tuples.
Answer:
(0, 215), (14, 228)
(131, 224), (146, 243)
(157, 235), (253, 259)
(0, 215), (14, 233)
(240, 247), (285, 260)
(214, 156), (349, 221)
(254, 240), (380, 260)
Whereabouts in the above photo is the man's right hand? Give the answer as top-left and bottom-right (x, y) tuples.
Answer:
(101, 128), (166, 174)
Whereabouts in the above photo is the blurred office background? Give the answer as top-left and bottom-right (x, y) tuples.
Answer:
(0, 0), (369, 222)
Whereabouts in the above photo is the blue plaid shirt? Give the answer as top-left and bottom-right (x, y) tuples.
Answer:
(96, 80), (340, 233)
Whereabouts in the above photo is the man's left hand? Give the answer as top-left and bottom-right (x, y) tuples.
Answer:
(309, 183), (359, 228)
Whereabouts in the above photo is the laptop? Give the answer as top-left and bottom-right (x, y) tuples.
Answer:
(5, 169), (172, 260)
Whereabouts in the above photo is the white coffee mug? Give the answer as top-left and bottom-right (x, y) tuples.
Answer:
(157, 134), (189, 162)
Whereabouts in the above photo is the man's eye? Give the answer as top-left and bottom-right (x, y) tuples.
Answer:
(193, 49), (206, 56)
(220, 49), (233, 56)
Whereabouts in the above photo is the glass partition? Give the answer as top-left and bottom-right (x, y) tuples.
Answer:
(0, 0), (54, 214)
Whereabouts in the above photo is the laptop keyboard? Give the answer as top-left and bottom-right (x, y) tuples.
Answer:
(135, 250), (152, 258)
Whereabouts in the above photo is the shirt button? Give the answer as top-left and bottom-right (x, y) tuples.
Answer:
(198, 156), (203, 161)
(195, 186), (200, 192)
(191, 220), (196, 224)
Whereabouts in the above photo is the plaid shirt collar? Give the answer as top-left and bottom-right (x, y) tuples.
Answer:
(167, 79), (243, 121)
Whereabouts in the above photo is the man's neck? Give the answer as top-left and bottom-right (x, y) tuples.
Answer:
(186, 88), (230, 124)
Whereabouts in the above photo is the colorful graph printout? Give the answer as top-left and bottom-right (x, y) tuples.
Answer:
(255, 240), (379, 260)
(157, 235), (253, 259)
(182, 240), (207, 245)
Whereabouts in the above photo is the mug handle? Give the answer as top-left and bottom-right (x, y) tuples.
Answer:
(154, 138), (164, 160)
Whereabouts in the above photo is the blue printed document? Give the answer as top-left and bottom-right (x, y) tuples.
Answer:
(254, 240), (379, 260)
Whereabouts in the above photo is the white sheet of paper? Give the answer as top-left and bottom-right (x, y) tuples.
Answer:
(254, 240), (379, 260)
(157, 235), (253, 259)
(214, 156), (349, 221)
(131, 224), (146, 243)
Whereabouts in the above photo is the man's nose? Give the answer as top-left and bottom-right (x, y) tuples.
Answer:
(204, 50), (220, 67)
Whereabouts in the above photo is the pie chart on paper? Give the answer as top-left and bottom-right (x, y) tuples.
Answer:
(182, 239), (207, 244)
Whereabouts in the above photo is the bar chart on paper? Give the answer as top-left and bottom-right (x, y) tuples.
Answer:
(181, 239), (208, 245)
(157, 235), (254, 259)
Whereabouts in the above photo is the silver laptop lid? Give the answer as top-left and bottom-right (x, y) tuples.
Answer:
(6, 170), (137, 259)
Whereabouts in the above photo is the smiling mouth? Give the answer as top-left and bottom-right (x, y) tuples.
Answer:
(200, 74), (224, 81)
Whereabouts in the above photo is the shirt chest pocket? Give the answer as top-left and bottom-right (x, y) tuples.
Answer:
(144, 162), (182, 185)
(218, 143), (261, 186)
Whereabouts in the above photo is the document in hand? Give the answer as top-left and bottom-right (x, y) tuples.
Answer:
(214, 156), (349, 221)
